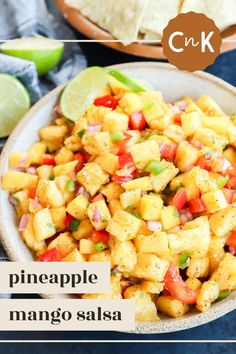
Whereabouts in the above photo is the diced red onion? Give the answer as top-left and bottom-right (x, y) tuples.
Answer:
(147, 221), (162, 232)
(8, 195), (18, 206)
(185, 164), (194, 172)
(26, 167), (37, 175)
(76, 185), (90, 200)
(69, 171), (77, 182)
(175, 100), (187, 112)
(93, 206), (102, 223)
(221, 159), (231, 173)
(19, 214), (29, 231)
(87, 124), (101, 135)
(17, 153), (29, 169)
(179, 208), (193, 224)
(32, 198), (39, 210)
(171, 105), (182, 114)
(229, 245), (236, 256)
(54, 105), (62, 117)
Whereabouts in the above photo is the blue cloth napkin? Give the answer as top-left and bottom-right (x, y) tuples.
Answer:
(0, 0), (87, 275)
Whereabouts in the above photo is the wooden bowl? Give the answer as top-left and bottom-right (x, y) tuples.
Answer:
(56, 0), (236, 59)
(0, 62), (235, 333)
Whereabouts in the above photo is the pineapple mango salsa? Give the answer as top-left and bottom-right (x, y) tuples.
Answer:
(1, 69), (236, 322)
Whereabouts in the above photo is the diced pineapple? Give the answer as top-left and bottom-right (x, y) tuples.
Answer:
(211, 253), (236, 290)
(132, 253), (169, 282)
(108, 199), (122, 215)
(102, 111), (129, 132)
(194, 128), (228, 151)
(196, 280), (219, 312)
(95, 152), (119, 174)
(53, 160), (78, 177)
(119, 93), (143, 114)
(47, 232), (77, 257)
(209, 206), (236, 237)
(108, 75), (130, 95)
(82, 132), (111, 155)
(202, 115), (230, 136)
(184, 169), (201, 201)
(163, 124), (185, 144)
(42, 139), (63, 153)
(196, 95), (224, 116)
(186, 257), (209, 278)
(64, 135), (82, 152)
(208, 235), (225, 272)
(147, 109), (174, 131)
(62, 248), (85, 262)
(175, 142), (199, 172)
(77, 162), (109, 196)
(120, 189), (141, 209)
(110, 239), (137, 272)
(39, 125), (67, 142)
(72, 218), (93, 240)
(66, 195), (88, 220)
(124, 286), (159, 322)
(101, 182), (124, 202)
(168, 216), (211, 257)
(160, 206), (180, 230)
(45, 181), (65, 208)
(33, 208), (56, 241)
(54, 147), (74, 165)
(79, 238), (96, 254)
(85, 104), (111, 125)
(12, 190), (29, 216)
(201, 190), (228, 213)
(1, 172), (38, 192)
(192, 166), (217, 194)
(180, 111), (202, 136)
(139, 194), (163, 220)
(185, 278), (202, 291)
(36, 165), (53, 179)
(134, 232), (170, 258)
(29, 142), (47, 165)
(156, 296), (189, 318)
(140, 281), (164, 294)
(9, 152), (30, 168)
(130, 140), (160, 169)
(21, 214), (46, 255)
(151, 160), (179, 193)
(54, 176), (74, 203)
(50, 206), (66, 231)
(223, 147), (236, 164)
(122, 176), (153, 192)
(88, 249), (112, 263)
(87, 200), (111, 230)
(106, 210), (141, 241)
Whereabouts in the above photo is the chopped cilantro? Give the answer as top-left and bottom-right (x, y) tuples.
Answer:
(179, 253), (191, 270)
(130, 210), (142, 219)
(49, 175), (55, 181)
(77, 129), (86, 138)
(69, 219), (80, 231)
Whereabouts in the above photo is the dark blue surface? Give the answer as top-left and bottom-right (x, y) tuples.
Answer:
(1, 36), (236, 353)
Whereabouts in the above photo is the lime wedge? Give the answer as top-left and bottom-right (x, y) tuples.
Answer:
(1, 37), (64, 76)
(106, 68), (146, 92)
(0, 74), (30, 138)
(60, 67), (108, 122)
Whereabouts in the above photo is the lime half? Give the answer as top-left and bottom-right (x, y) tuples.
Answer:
(60, 67), (108, 122)
(0, 74), (30, 138)
(1, 37), (64, 76)
(106, 68), (146, 92)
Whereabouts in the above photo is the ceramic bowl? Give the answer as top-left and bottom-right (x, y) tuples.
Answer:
(0, 62), (235, 334)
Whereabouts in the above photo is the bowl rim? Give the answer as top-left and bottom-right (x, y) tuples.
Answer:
(0, 62), (235, 334)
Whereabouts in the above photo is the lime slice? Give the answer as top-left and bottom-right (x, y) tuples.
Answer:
(0, 74), (30, 138)
(1, 37), (64, 76)
(106, 68), (146, 92)
(60, 66), (108, 122)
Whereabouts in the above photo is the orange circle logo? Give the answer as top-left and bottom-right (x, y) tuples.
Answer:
(162, 12), (222, 72)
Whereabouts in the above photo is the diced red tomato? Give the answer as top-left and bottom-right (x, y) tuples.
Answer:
(41, 154), (55, 166)
(37, 248), (61, 262)
(195, 155), (211, 171)
(160, 144), (177, 161)
(112, 174), (134, 185)
(74, 152), (85, 172)
(224, 164), (236, 177)
(226, 231), (236, 255)
(91, 229), (110, 243)
(64, 214), (75, 229)
(223, 188), (235, 203)
(118, 153), (134, 169)
(170, 188), (187, 211)
(116, 132), (132, 154)
(188, 198), (206, 213)
(129, 112), (146, 130)
(174, 113), (181, 125)
(29, 187), (37, 199)
(94, 95), (118, 109)
(226, 177), (236, 189)
(164, 264), (197, 304)
(91, 193), (104, 203)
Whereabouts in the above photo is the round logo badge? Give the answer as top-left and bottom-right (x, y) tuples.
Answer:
(162, 12), (222, 71)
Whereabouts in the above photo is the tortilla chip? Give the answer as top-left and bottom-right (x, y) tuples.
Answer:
(140, 0), (180, 37)
(181, 0), (236, 31)
(65, 0), (148, 45)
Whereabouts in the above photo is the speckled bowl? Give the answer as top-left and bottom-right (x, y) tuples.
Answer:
(0, 62), (235, 334)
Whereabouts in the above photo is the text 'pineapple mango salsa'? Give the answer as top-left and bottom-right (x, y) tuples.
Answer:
(2, 68), (236, 322)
